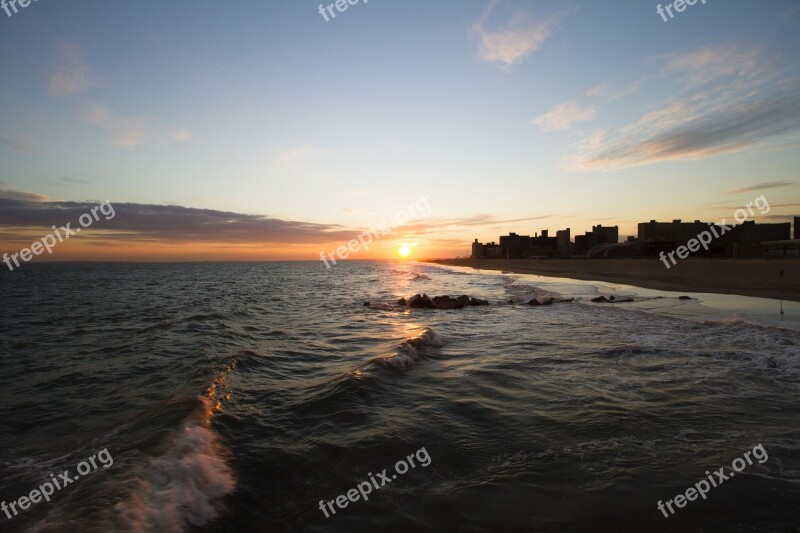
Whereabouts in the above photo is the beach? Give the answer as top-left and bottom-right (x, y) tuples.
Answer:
(425, 258), (800, 302)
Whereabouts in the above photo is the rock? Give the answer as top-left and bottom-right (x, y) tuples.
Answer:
(678, 296), (693, 300)
(527, 298), (541, 306)
(363, 302), (371, 306)
(609, 295), (616, 301)
(408, 294), (436, 309)
(612, 298), (635, 303)
(591, 296), (609, 303)
(404, 294), (488, 309)
(433, 295), (461, 309)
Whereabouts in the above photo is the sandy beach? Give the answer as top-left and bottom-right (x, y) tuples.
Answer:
(425, 258), (800, 302)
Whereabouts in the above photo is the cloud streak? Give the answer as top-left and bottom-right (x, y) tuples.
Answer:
(570, 45), (800, 171)
(533, 99), (596, 132)
(724, 181), (796, 195)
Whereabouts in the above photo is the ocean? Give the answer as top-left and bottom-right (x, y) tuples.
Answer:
(1, 261), (799, 532)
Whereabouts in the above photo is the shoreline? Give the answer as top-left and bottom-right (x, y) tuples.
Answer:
(424, 258), (800, 302)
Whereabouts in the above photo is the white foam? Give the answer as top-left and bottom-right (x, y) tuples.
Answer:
(110, 420), (235, 531)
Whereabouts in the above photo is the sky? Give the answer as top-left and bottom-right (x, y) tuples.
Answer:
(1, 0), (799, 261)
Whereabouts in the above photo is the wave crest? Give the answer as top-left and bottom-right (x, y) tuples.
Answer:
(377, 327), (444, 369)
(111, 400), (235, 531)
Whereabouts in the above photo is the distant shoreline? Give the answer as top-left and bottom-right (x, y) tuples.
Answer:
(424, 258), (800, 302)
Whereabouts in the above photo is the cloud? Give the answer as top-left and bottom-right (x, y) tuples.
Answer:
(171, 128), (193, 142)
(399, 213), (562, 235)
(0, 135), (39, 155)
(48, 42), (106, 96)
(570, 46), (800, 171)
(79, 103), (192, 147)
(533, 99), (596, 131)
(0, 185), (49, 202)
(0, 194), (356, 245)
(273, 146), (332, 171)
(724, 181), (797, 195)
(473, 2), (563, 67)
(662, 45), (762, 89)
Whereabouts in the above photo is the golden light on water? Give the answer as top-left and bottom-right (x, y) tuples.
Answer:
(398, 244), (412, 257)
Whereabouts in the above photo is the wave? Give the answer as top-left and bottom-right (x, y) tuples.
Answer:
(374, 327), (444, 369)
(108, 400), (235, 531)
(501, 278), (563, 303)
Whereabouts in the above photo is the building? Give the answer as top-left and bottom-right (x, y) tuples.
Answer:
(637, 220), (708, 243)
(472, 239), (482, 259)
(556, 228), (573, 258)
(795, 217), (800, 240)
(471, 239), (501, 259)
(592, 225), (619, 245)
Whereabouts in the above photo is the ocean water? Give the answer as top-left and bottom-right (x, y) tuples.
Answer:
(1, 261), (799, 532)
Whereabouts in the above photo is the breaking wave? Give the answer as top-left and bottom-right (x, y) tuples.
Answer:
(375, 327), (444, 369)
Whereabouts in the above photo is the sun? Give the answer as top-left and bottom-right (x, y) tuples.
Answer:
(398, 244), (412, 257)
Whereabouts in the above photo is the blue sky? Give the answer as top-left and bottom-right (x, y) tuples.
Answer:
(1, 0), (799, 259)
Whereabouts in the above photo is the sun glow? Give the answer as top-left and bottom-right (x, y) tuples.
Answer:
(398, 244), (412, 257)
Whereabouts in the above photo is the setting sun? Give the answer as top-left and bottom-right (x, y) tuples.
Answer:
(398, 244), (412, 257)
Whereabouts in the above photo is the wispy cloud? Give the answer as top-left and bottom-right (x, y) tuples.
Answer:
(570, 45), (800, 171)
(724, 181), (796, 195)
(79, 103), (192, 147)
(399, 213), (562, 234)
(48, 42), (106, 97)
(0, 135), (39, 155)
(473, 1), (564, 67)
(662, 45), (762, 89)
(533, 99), (596, 132)
(273, 146), (332, 171)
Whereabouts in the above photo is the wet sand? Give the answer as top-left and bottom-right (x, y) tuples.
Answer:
(425, 258), (800, 302)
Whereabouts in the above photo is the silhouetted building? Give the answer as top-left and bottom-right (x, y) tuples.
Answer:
(557, 228), (572, 257)
(472, 239), (482, 259)
(592, 225), (619, 245)
(638, 220), (708, 243)
(795, 217), (800, 240)
(472, 239), (501, 259)
(574, 234), (588, 255)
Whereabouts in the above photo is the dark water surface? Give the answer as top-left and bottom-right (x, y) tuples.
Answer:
(1, 262), (799, 532)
